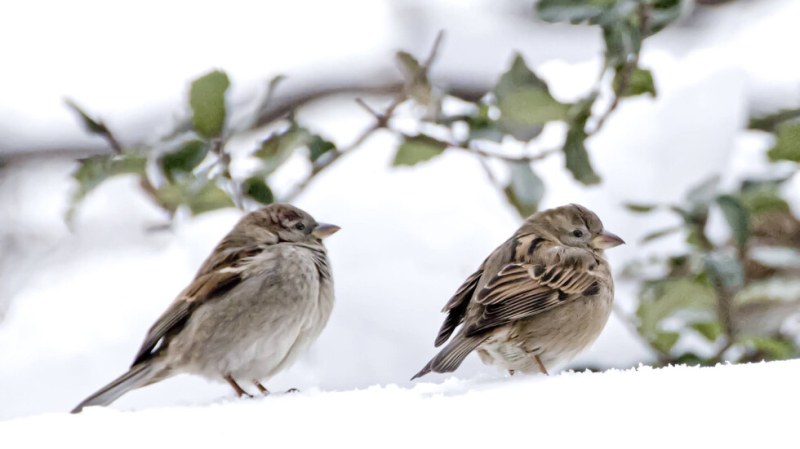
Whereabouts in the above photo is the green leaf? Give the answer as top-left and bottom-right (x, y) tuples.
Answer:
(683, 175), (720, 225)
(536, 0), (615, 24)
(690, 321), (722, 342)
(187, 182), (234, 215)
(716, 194), (749, 249)
(466, 104), (505, 142)
(624, 202), (658, 213)
(160, 140), (209, 182)
(69, 154), (147, 220)
(255, 126), (311, 174)
(241, 176), (274, 205)
(767, 123), (800, 162)
(190, 70), (230, 138)
(392, 135), (447, 167)
(636, 278), (716, 339)
(503, 162), (545, 218)
(705, 252), (744, 293)
(563, 127), (601, 185)
(64, 99), (108, 135)
(745, 337), (797, 361)
(748, 108), (800, 132)
(652, 331), (680, 354)
(494, 54), (569, 141)
(308, 135), (336, 163)
(640, 226), (681, 244)
(396, 51), (432, 106)
(616, 67), (656, 97)
(603, 19), (641, 68)
(738, 179), (790, 215)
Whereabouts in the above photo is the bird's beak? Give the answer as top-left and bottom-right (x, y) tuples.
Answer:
(312, 223), (341, 239)
(592, 230), (625, 249)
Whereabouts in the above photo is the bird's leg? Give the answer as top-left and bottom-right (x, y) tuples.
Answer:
(534, 355), (550, 376)
(225, 375), (252, 397)
(254, 381), (270, 395)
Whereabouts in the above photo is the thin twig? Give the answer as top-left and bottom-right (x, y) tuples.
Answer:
(281, 33), (448, 202)
(423, 30), (445, 72)
(464, 144), (558, 163)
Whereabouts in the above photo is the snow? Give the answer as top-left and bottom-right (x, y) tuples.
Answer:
(3, 362), (798, 447)
(2, 0), (800, 440)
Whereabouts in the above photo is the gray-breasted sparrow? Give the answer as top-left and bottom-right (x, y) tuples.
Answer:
(72, 204), (339, 413)
(413, 204), (623, 379)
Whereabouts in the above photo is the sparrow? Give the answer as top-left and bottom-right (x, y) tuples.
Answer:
(412, 204), (623, 379)
(71, 203), (339, 413)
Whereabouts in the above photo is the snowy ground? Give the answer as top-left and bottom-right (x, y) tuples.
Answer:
(3, 361), (798, 448)
(2, 0), (800, 435)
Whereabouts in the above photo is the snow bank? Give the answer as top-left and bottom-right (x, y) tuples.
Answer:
(2, 362), (797, 448)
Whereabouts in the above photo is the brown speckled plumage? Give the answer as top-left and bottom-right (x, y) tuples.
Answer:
(413, 204), (623, 379)
(72, 204), (339, 413)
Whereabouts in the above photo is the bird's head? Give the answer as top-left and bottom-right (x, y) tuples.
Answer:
(520, 203), (624, 251)
(234, 203), (340, 244)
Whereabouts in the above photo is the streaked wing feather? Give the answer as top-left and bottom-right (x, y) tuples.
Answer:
(466, 260), (601, 336)
(435, 269), (483, 347)
(131, 268), (243, 366)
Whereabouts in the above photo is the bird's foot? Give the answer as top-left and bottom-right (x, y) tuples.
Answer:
(285, 388), (300, 394)
(225, 375), (253, 398)
(255, 381), (270, 396)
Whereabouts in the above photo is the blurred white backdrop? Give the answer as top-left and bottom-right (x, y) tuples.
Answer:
(2, 0), (800, 420)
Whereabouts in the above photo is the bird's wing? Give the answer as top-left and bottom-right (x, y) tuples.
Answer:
(434, 236), (521, 346)
(130, 245), (261, 366)
(434, 268), (483, 347)
(464, 248), (603, 337)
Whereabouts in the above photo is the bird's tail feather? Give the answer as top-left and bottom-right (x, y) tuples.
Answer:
(71, 362), (165, 413)
(411, 336), (486, 380)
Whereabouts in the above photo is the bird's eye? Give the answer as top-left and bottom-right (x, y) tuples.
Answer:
(294, 223), (306, 231)
(572, 229), (584, 238)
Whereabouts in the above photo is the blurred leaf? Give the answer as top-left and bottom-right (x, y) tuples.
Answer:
(640, 226), (681, 243)
(624, 202), (658, 213)
(745, 336), (797, 361)
(603, 19), (641, 68)
(649, 0), (682, 34)
(705, 251), (744, 293)
(241, 176), (274, 205)
(308, 135), (336, 163)
(716, 195), (749, 250)
(160, 140), (209, 182)
(392, 135), (447, 167)
(673, 352), (708, 367)
(467, 104), (505, 142)
(767, 123), (800, 162)
(494, 54), (569, 141)
(615, 67), (656, 97)
(70, 154), (147, 217)
(255, 126), (311, 174)
(187, 182), (234, 215)
(190, 70), (230, 138)
(504, 162), (545, 218)
(563, 127), (601, 185)
(637, 278), (715, 338)
(686, 175), (720, 208)
(536, 0), (615, 24)
(690, 321), (722, 342)
(739, 179), (791, 215)
(396, 51), (433, 106)
(64, 99), (108, 135)
(652, 331), (680, 353)
(748, 108), (800, 132)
